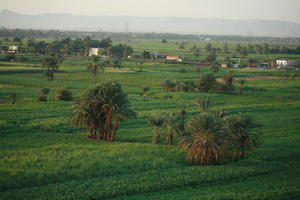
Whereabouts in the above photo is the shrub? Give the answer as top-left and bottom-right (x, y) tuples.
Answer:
(37, 95), (47, 102)
(6, 54), (16, 61)
(19, 56), (29, 62)
(56, 88), (72, 101)
(179, 69), (187, 73)
(195, 67), (201, 73)
(9, 93), (17, 104)
(41, 88), (51, 95)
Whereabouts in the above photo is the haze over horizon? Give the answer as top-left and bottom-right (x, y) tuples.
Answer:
(1, 0), (300, 24)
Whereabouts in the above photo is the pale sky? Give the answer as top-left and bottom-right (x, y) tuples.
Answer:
(1, 0), (300, 23)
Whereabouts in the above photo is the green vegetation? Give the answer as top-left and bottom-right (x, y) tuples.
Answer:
(0, 38), (300, 199)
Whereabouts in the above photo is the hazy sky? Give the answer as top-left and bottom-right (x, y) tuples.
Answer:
(1, 0), (300, 23)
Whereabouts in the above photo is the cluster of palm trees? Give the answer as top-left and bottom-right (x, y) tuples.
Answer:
(72, 82), (136, 141)
(148, 112), (184, 146)
(148, 97), (263, 165)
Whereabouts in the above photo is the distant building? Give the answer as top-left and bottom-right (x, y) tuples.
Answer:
(276, 60), (295, 67)
(165, 56), (183, 62)
(232, 64), (240, 68)
(8, 46), (18, 53)
(88, 48), (102, 57)
(221, 64), (228, 68)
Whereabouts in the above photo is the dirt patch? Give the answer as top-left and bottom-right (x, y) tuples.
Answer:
(217, 76), (295, 82)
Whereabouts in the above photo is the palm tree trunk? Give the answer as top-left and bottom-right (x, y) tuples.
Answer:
(110, 119), (118, 142)
(167, 131), (174, 146)
(152, 127), (159, 144)
(104, 107), (112, 141)
(239, 84), (243, 95)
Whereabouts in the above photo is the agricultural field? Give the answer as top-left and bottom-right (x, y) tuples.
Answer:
(0, 39), (300, 200)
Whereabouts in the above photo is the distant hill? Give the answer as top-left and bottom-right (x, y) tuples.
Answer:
(1, 9), (300, 37)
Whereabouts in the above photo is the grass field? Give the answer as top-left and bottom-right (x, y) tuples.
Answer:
(0, 40), (300, 199)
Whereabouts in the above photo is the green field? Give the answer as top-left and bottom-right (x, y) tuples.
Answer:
(0, 40), (300, 199)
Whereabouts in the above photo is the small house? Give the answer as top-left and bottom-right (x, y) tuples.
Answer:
(232, 64), (240, 68)
(276, 60), (295, 67)
(88, 48), (102, 57)
(8, 46), (18, 53)
(221, 64), (228, 68)
(165, 56), (182, 62)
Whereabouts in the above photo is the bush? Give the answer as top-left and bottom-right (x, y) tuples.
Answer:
(56, 88), (72, 101)
(9, 93), (17, 104)
(6, 54), (16, 61)
(41, 88), (51, 95)
(179, 69), (187, 73)
(37, 95), (47, 102)
(19, 56), (29, 62)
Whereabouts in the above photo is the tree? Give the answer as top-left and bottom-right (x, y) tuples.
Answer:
(226, 115), (263, 160)
(263, 43), (270, 64)
(205, 43), (212, 53)
(139, 60), (144, 72)
(240, 47), (248, 59)
(87, 56), (105, 87)
(72, 82), (136, 141)
(223, 71), (234, 91)
(13, 37), (22, 43)
(224, 57), (232, 67)
(111, 44), (133, 59)
(180, 112), (229, 165)
(191, 45), (200, 57)
(198, 73), (217, 92)
(56, 88), (72, 101)
(163, 113), (180, 146)
(247, 44), (255, 54)
(111, 59), (122, 69)
(204, 53), (217, 64)
(290, 72), (298, 80)
(236, 78), (246, 95)
(235, 44), (242, 54)
(10, 93), (17, 104)
(147, 114), (165, 144)
(193, 97), (211, 112)
(179, 43), (185, 49)
(42, 54), (60, 81)
(161, 39), (167, 50)
(248, 58), (257, 68)
(210, 63), (219, 73)
(223, 43), (230, 54)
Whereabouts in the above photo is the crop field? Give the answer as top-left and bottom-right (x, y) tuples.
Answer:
(0, 39), (300, 200)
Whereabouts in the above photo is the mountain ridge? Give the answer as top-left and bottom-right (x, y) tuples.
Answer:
(1, 9), (300, 37)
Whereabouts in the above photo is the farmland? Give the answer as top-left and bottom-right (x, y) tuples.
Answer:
(0, 39), (300, 199)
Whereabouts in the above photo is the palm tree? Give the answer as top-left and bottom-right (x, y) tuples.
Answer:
(193, 97), (211, 112)
(147, 114), (165, 144)
(180, 113), (230, 165)
(72, 82), (135, 141)
(87, 56), (104, 87)
(236, 78), (246, 95)
(241, 47), (248, 60)
(226, 115), (263, 160)
(42, 54), (59, 81)
(161, 39), (167, 51)
(163, 113), (180, 146)
(72, 92), (98, 138)
(248, 58), (257, 68)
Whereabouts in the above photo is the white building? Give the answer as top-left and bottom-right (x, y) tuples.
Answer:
(276, 60), (295, 67)
(165, 56), (183, 62)
(88, 48), (101, 57)
(8, 46), (18, 53)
